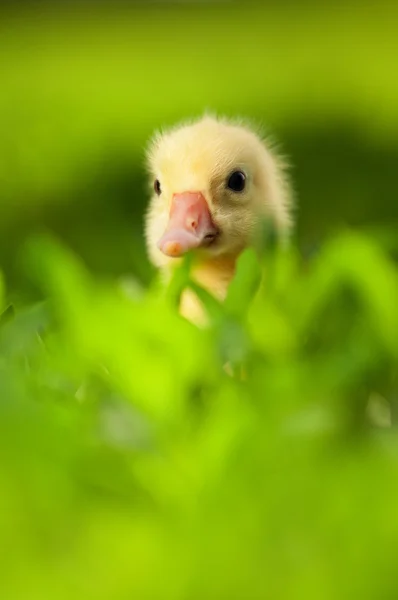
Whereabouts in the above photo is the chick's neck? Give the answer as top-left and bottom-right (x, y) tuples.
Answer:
(191, 254), (237, 300)
(179, 253), (237, 327)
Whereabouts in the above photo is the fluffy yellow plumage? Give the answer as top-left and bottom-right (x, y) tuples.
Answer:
(145, 114), (294, 325)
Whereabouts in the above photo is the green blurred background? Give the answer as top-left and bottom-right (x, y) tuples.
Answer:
(1, 0), (397, 295)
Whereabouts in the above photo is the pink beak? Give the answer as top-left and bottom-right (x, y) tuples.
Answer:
(157, 192), (218, 258)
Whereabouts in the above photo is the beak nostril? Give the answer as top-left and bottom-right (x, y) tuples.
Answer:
(187, 218), (198, 231)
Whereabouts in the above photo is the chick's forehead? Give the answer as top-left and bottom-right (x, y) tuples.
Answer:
(148, 117), (265, 187)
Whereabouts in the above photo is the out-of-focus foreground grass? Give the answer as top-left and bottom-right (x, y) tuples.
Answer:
(1, 230), (398, 599)
(1, 1), (398, 598)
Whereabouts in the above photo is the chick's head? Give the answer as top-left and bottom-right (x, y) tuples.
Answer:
(145, 115), (292, 268)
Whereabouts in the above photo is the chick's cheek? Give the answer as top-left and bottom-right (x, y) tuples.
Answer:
(157, 192), (218, 258)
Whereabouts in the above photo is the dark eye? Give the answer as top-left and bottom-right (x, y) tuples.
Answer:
(154, 179), (161, 195)
(227, 170), (246, 192)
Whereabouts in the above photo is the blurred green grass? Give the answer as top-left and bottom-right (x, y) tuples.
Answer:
(0, 229), (398, 599)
